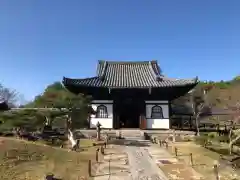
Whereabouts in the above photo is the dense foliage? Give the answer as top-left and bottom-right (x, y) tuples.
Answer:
(174, 75), (240, 108)
(0, 82), (92, 131)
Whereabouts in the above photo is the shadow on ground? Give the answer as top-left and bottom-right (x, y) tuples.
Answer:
(46, 175), (62, 180)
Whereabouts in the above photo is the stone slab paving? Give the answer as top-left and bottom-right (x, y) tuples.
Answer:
(93, 141), (208, 180)
(94, 143), (169, 180)
(94, 145), (132, 180)
(126, 146), (169, 180)
(147, 147), (179, 165)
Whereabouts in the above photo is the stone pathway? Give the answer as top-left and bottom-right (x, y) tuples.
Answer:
(126, 146), (168, 180)
(93, 140), (203, 180)
(94, 145), (132, 180)
(94, 140), (168, 180)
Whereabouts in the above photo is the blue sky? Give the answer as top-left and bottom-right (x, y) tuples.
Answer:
(0, 0), (239, 102)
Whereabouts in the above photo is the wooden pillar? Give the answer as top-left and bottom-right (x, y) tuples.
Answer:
(140, 114), (147, 130)
(189, 116), (192, 130)
(180, 117), (183, 129)
(113, 101), (116, 129)
(168, 101), (172, 129)
(88, 115), (91, 129)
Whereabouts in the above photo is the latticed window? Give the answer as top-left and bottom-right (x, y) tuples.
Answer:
(151, 105), (163, 119)
(96, 105), (108, 118)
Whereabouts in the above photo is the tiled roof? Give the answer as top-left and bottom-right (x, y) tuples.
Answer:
(63, 60), (198, 88)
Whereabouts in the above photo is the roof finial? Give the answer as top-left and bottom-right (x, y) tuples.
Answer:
(99, 61), (108, 81)
(149, 61), (162, 81)
(195, 76), (199, 83)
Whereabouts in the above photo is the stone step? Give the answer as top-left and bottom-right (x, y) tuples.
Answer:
(116, 130), (143, 138)
(123, 136), (145, 141)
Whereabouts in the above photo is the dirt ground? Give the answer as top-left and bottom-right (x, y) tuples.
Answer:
(0, 137), (101, 180)
(159, 162), (202, 180)
(167, 142), (240, 180)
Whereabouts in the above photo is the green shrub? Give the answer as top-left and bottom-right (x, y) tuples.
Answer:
(215, 135), (229, 143)
(183, 137), (193, 142)
(208, 132), (218, 139)
(195, 135), (209, 146)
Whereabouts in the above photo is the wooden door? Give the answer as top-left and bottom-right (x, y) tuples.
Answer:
(139, 115), (146, 129)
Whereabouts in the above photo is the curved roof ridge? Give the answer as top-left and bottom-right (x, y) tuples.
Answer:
(62, 76), (99, 83)
(98, 60), (157, 64)
(148, 61), (162, 81)
(160, 75), (198, 82)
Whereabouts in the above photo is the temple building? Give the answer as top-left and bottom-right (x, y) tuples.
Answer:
(62, 60), (198, 129)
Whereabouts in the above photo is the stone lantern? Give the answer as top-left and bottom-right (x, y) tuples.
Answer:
(96, 121), (102, 141)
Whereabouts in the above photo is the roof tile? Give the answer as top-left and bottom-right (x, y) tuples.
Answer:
(63, 60), (198, 88)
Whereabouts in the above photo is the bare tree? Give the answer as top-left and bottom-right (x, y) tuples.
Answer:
(0, 83), (19, 106)
(191, 84), (213, 136)
(211, 85), (240, 155)
(227, 102), (240, 155)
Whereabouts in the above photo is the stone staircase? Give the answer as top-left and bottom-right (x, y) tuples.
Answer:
(116, 129), (144, 140)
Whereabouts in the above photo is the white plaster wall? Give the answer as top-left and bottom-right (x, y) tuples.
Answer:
(146, 119), (169, 129)
(90, 102), (113, 128)
(145, 103), (170, 129)
(90, 118), (113, 129)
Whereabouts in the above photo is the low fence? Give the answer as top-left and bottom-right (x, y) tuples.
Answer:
(150, 135), (222, 180)
(88, 141), (107, 177)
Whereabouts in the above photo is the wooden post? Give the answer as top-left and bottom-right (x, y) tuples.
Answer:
(213, 163), (220, 180)
(190, 153), (193, 166)
(173, 129), (176, 143)
(119, 130), (122, 139)
(96, 148), (99, 162)
(100, 146), (103, 154)
(159, 140), (162, 147)
(101, 146), (104, 155)
(96, 121), (101, 141)
(166, 142), (168, 149)
(174, 147), (178, 157)
(105, 133), (109, 144)
(88, 160), (91, 177)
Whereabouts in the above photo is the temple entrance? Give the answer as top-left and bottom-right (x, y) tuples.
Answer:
(114, 97), (144, 129)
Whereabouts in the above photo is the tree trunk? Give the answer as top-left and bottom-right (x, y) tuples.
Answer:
(65, 114), (71, 135)
(68, 129), (77, 151)
(45, 116), (53, 126)
(229, 129), (232, 155)
(195, 114), (200, 136)
(229, 143), (233, 155)
(229, 135), (240, 155)
(65, 114), (79, 151)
